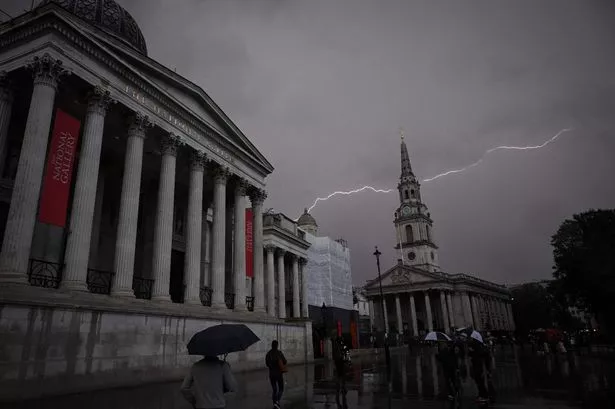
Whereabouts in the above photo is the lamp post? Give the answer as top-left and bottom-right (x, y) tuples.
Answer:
(373, 246), (391, 372)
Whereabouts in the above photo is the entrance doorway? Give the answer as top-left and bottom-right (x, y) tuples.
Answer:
(170, 250), (185, 303)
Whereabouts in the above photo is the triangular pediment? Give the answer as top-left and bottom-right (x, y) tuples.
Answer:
(365, 264), (442, 289)
(9, 5), (273, 178)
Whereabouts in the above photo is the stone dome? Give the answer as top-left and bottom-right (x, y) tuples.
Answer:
(297, 208), (317, 228)
(42, 0), (148, 55)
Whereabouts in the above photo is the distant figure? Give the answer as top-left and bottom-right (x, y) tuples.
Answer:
(181, 355), (237, 409)
(332, 336), (350, 408)
(265, 340), (288, 409)
(468, 339), (490, 403)
(436, 341), (460, 400)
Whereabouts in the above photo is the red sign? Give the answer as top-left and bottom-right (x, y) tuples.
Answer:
(38, 109), (81, 227)
(245, 208), (254, 277)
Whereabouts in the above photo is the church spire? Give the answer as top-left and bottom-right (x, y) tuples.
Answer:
(400, 127), (413, 178)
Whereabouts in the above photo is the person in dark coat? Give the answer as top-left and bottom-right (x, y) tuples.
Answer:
(437, 341), (460, 400)
(265, 340), (287, 409)
(468, 339), (490, 403)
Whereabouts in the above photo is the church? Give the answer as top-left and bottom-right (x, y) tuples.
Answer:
(363, 133), (515, 337)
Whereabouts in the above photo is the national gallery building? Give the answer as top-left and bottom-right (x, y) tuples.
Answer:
(0, 0), (312, 400)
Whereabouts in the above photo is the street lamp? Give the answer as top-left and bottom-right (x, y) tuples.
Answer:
(373, 246), (391, 373)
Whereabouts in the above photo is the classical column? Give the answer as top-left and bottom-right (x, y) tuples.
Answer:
(61, 87), (114, 291)
(507, 302), (516, 331)
(111, 113), (150, 297)
(0, 72), (13, 176)
(409, 293), (418, 336)
(382, 296), (389, 332)
(446, 292), (455, 329)
(150, 134), (182, 301)
(439, 291), (450, 332)
(368, 299), (375, 331)
(300, 258), (309, 318)
(424, 291), (433, 332)
(265, 245), (276, 317)
(471, 295), (480, 331)
(291, 255), (300, 318)
(233, 179), (248, 311)
(277, 249), (286, 319)
(184, 151), (207, 304)
(461, 292), (473, 327)
(0, 55), (69, 284)
(395, 294), (403, 333)
(210, 166), (230, 308)
(249, 189), (267, 312)
(200, 212), (211, 287)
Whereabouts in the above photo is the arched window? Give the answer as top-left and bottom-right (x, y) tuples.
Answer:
(404, 190), (409, 200)
(410, 189), (415, 198)
(405, 225), (414, 243)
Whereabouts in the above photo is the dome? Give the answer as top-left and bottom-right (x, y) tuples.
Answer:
(42, 0), (148, 55)
(297, 208), (317, 228)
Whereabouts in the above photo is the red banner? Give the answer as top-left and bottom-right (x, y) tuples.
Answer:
(245, 208), (254, 277)
(38, 109), (81, 227)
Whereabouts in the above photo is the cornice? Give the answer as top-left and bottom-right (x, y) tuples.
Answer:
(395, 240), (439, 250)
(263, 225), (311, 250)
(0, 9), (273, 178)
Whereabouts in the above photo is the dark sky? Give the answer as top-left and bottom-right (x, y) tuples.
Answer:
(5, 0), (615, 287)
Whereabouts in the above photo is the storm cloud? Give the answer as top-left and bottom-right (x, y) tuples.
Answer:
(4, 0), (615, 286)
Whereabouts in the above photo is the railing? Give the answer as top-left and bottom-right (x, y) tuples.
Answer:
(225, 292), (235, 310)
(86, 269), (115, 295)
(133, 277), (154, 300)
(246, 296), (254, 311)
(28, 258), (62, 289)
(200, 287), (213, 307)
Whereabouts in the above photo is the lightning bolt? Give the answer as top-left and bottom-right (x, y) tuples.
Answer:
(304, 128), (573, 214)
(306, 186), (394, 214)
(422, 128), (573, 182)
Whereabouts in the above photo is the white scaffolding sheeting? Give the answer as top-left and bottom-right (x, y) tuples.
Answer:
(304, 232), (353, 310)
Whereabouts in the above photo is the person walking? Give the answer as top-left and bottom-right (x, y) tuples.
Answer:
(265, 340), (287, 409)
(180, 355), (237, 409)
(436, 341), (460, 401)
(468, 339), (490, 404)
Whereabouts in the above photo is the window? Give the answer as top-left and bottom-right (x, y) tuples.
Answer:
(404, 190), (409, 200)
(405, 225), (414, 243)
(410, 189), (415, 198)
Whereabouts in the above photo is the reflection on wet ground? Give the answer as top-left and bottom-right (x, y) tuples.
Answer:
(5, 347), (614, 409)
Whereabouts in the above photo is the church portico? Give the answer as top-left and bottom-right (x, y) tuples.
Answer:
(364, 131), (514, 339)
(0, 2), (313, 398)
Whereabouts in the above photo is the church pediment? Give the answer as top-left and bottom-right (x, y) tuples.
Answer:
(365, 264), (441, 289)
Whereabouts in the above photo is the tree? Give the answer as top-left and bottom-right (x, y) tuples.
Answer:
(511, 283), (554, 334)
(551, 209), (615, 334)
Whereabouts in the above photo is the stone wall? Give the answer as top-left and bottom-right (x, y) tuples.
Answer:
(0, 287), (313, 401)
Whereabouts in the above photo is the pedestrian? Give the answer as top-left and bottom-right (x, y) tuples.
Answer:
(180, 355), (237, 409)
(468, 339), (490, 403)
(265, 340), (287, 409)
(436, 341), (460, 400)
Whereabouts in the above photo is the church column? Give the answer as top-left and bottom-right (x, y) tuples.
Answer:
(150, 134), (182, 301)
(265, 245), (276, 317)
(0, 55), (69, 284)
(439, 290), (450, 332)
(249, 189), (266, 313)
(0, 72), (13, 178)
(291, 254), (300, 318)
(471, 294), (481, 331)
(200, 210), (211, 287)
(61, 87), (114, 291)
(233, 179), (248, 311)
(424, 291), (433, 332)
(382, 295), (390, 332)
(368, 299), (375, 331)
(184, 151), (206, 304)
(300, 258), (309, 318)
(277, 249), (286, 319)
(446, 292), (455, 329)
(462, 292), (474, 327)
(507, 302), (516, 331)
(111, 113), (150, 297)
(395, 293), (403, 333)
(210, 166), (230, 308)
(409, 293), (418, 336)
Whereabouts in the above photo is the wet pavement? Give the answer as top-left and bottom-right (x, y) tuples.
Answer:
(5, 347), (614, 409)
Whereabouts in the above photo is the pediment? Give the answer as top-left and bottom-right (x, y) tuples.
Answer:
(9, 6), (273, 177)
(365, 264), (441, 289)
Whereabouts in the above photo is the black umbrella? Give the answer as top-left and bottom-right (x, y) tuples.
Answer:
(187, 324), (260, 356)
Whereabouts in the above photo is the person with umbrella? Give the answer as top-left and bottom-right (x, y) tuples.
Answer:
(265, 340), (288, 409)
(182, 324), (260, 409)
